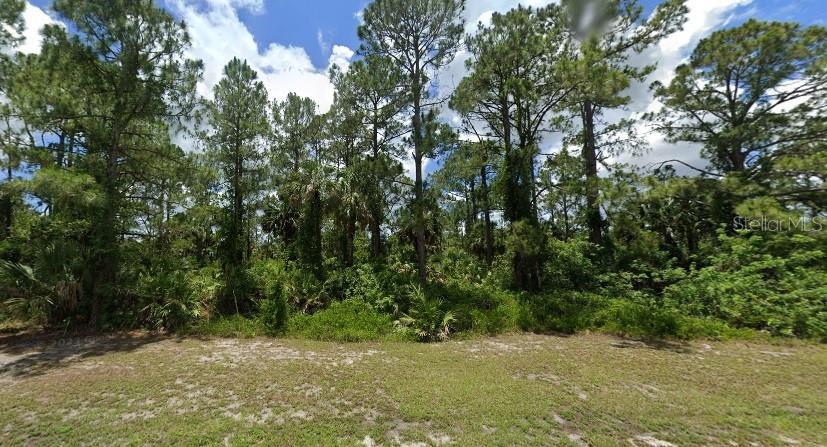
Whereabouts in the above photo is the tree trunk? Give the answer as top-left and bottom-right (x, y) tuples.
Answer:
(234, 141), (244, 264)
(89, 142), (120, 327)
(370, 212), (382, 259)
(480, 164), (494, 265)
(369, 113), (384, 260)
(344, 209), (355, 267)
(412, 76), (427, 286)
(0, 165), (11, 237)
(581, 100), (604, 247)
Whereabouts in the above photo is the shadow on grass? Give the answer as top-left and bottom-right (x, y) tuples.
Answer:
(0, 331), (192, 380)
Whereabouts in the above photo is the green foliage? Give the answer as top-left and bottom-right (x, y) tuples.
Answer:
(335, 264), (396, 313)
(258, 295), (288, 334)
(430, 246), (485, 283)
(219, 264), (254, 314)
(652, 19), (826, 175)
(543, 238), (598, 291)
(186, 314), (269, 338)
(287, 299), (401, 342)
(282, 263), (325, 312)
(139, 269), (201, 331)
(665, 232), (827, 338)
(204, 57), (270, 312)
(0, 260), (53, 324)
(0, 0), (820, 346)
(594, 300), (680, 338)
(398, 285), (456, 342)
(517, 292), (751, 340)
(248, 259), (290, 332)
(424, 277), (520, 335)
(187, 265), (223, 316)
(0, 0), (24, 50)
(518, 292), (606, 334)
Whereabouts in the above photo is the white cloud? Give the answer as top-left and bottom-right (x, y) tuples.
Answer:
(328, 45), (355, 71)
(612, 0), (752, 174)
(317, 29), (330, 55)
(0, 2), (60, 144)
(11, 2), (60, 55)
(165, 0), (352, 113)
(348, 0), (754, 178)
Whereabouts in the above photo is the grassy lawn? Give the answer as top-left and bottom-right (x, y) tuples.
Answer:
(0, 332), (824, 446)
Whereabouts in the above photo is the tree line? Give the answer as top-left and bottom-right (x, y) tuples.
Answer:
(1, 0), (825, 340)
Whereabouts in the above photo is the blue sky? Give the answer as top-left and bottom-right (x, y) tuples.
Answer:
(236, 0), (366, 68)
(230, 0), (821, 64)
(182, 0), (824, 68)
(25, 0), (826, 82)
(16, 0), (827, 176)
(26, 0), (825, 69)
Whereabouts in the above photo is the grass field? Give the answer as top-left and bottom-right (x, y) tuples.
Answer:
(1, 332), (824, 446)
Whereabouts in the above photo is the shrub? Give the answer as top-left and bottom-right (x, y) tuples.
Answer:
(248, 259), (289, 333)
(397, 285), (455, 342)
(664, 232), (827, 338)
(248, 259), (287, 298)
(433, 281), (520, 335)
(219, 264), (254, 314)
(430, 246), (485, 283)
(139, 269), (203, 330)
(282, 263), (326, 312)
(187, 265), (222, 318)
(518, 292), (607, 334)
(286, 299), (400, 342)
(258, 294), (288, 334)
(0, 260), (53, 325)
(186, 314), (269, 338)
(331, 264), (396, 313)
(593, 300), (680, 338)
(542, 238), (598, 291)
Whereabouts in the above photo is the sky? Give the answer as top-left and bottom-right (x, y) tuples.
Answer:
(15, 0), (827, 178)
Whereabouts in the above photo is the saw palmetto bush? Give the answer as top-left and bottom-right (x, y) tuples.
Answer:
(398, 285), (455, 342)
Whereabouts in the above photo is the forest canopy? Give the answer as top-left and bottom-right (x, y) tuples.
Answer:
(0, 0), (825, 341)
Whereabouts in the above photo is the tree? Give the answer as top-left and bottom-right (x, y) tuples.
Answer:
(0, 0), (25, 238)
(452, 5), (573, 289)
(202, 57), (269, 312)
(327, 73), (363, 267)
(561, 0), (687, 247)
(269, 93), (326, 275)
(272, 93), (318, 175)
(541, 149), (585, 240)
(432, 138), (497, 264)
(0, 0), (24, 50)
(332, 55), (407, 259)
(359, 0), (465, 285)
(651, 19), (826, 209)
(22, 0), (201, 326)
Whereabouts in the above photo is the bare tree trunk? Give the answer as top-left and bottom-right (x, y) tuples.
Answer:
(370, 214), (382, 259)
(581, 100), (604, 247)
(412, 75), (427, 286)
(480, 165), (494, 265)
(0, 165), (12, 237)
(345, 209), (355, 267)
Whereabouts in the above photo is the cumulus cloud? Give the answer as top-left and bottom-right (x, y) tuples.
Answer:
(165, 0), (353, 112)
(0, 2), (59, 141)
(328, 45), (355, 72)
(612, 0), (753, 173)
(6, 2), (60, 55)
(10, 0), (751, 177)
(431, 0), (752, 175)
